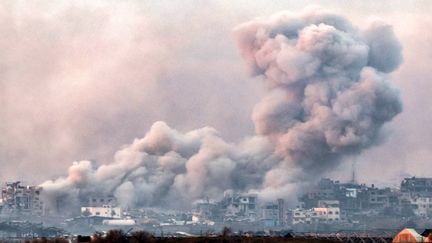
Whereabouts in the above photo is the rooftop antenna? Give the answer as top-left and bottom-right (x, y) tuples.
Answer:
(350, 158), (357, 184)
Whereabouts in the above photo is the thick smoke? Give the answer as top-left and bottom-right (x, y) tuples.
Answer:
(41, 7), (403, 212)
(41, 122), (277, 211)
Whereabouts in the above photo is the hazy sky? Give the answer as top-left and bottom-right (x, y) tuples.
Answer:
(0, 0), (431, 189)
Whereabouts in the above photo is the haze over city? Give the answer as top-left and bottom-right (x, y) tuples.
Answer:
(1, 0), (431, 187)
(0, 1), (432, 241)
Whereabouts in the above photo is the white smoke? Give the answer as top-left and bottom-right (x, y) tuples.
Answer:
(41, 7), (403, 211)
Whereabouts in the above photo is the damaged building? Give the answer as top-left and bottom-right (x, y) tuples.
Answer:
(401, 177), (432, 195)
(260, 199), (285, 227)
(300, 178), (398, 212)
(0, 181), (44, 217)
(219, 191), (258, 221)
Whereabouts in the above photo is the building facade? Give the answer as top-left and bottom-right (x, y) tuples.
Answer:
(81, 205), (122, 219)
(261, 199), (285, 227)
(0, 181), (44, 216)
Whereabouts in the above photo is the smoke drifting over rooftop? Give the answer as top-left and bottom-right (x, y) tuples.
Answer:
(41, 7), (403, 211)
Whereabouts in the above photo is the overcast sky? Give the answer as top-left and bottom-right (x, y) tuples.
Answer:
(0, 0), (431, 189)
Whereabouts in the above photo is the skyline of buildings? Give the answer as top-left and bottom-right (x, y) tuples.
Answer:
(2, 176), (432, 235)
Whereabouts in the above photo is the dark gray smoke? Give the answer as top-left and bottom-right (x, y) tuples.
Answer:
(41, 7), (403, 211)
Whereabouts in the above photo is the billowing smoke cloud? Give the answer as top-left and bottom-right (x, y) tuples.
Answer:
(41, 7), (403, 212)
(41, 122), (277, 211)
(235, 7), (402, 198)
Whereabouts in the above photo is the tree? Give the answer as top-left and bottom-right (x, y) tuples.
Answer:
(104, 230), (128, 243)
(130, 231), (155, 243)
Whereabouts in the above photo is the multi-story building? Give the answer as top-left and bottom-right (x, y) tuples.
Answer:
(290, 208), (312, 225)
(261, 199), (285, 227)
(220, 191), (258, 220)
(397, 177), (432, 217)
(300, 178), (368, 210)
(300, 178), (400, 213)
(300, 179), (338, 209)
(401, 177), (432, 196)
(312, 207), (341, 223)
(193, 200), (219, 222)
(405, 196), (432, 217)
(277, 198), (285, 226)
(0, 181), (44, 216)
(290, 202), (341, 225)
(367, 187), (399, 208)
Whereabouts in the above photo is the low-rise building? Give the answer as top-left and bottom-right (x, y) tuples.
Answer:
(81, 205), (122, 219)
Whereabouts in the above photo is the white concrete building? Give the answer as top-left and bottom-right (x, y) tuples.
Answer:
(102, 219), (136, 226)
(291, 208), (313, 224)
(313, 207), (341, 222)
(81, 205), (122, 218)
(291, 205), (341, 225)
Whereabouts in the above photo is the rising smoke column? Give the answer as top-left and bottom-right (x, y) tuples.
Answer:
(41, 7), (403, 212)
(234, 7), (402, 198)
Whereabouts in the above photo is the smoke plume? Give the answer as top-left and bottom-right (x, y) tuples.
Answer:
(41, 7), (403, 212)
